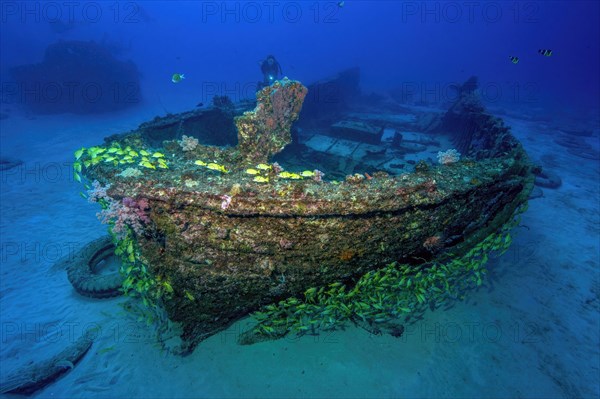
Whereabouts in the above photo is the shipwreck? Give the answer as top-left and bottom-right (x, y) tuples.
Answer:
(73, 74), (534, 352)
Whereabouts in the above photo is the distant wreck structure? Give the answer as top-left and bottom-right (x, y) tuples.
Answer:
(10, 40), (141, 114)
(73, 74), (533, 352)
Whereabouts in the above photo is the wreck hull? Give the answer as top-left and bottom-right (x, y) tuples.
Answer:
(117, 155), (531, 348)
(79, 76), (534, 350)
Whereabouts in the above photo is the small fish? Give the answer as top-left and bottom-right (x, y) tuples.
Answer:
(509, 56), (519, 64)
(194, 160), (207, 166)
(278, 171), (302, 179)
(157, 160), (168, 169)
(74, 147), (85, 160)
(253, 176), (269, 183)
(206, 162), (228, 173)
(338, 1), (345, 7)
(162, 281), (174, 293)
(300, 170), (315, 177)
(538, 49), (552, 57)
(196, 102), (204, 107)
(97, 346), (115, 355)
(171, 73), (185, 83)
(245, 168), (260, 175)
(139, 160), (156, 169)
(256, 163), (271, 170)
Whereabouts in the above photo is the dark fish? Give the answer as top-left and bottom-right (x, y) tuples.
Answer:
(538, 49), (552, 56)
(509, 56), (519, 64)
(196, 102), (204, 107)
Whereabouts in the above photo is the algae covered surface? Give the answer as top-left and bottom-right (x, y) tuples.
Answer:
(75, 77), (534, 350)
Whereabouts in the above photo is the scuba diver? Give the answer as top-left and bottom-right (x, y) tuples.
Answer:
(258, 55), (282, 90)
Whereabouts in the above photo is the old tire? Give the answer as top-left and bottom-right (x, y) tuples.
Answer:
(66, 236), (124, 299)
(533, 169), (562, 189)
(529, 186), (544, 200)
(0, 332), (94, 395)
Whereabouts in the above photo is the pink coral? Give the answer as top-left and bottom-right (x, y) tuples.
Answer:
(220, 195), (232, 210)
(179, 135), (199, 152)
(95, 193), (151, 238)
(423, 235), (442, 251)
(87, 180), (111, 204)
(313, 169), (324, 182)
(271, 162), (283, 173)
(437, 149), (461, 165)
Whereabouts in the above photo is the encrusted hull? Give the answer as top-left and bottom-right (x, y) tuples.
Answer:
(79, 77), (533, 350)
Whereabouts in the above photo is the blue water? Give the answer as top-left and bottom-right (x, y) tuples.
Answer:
(1, 1), (599, 398)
